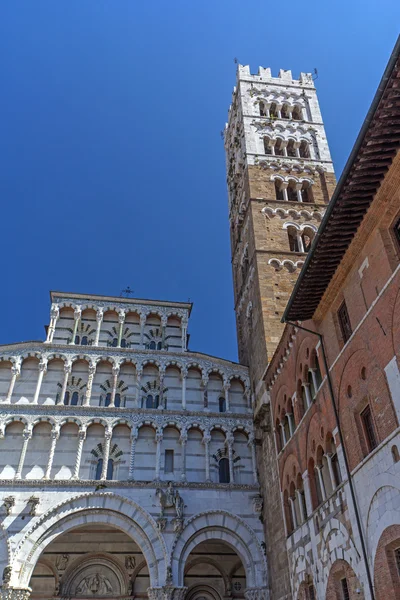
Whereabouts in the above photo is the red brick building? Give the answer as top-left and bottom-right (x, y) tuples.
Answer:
(262, 38), (400, 600)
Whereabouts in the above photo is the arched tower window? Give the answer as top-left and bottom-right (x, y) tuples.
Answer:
(275, 180), (284, 201)
(263, 137), (272, 155)
(281, 104), (289, 119)
(292, 105), (303, 120)
(286, 139), (296, 157)
(219, 397), (226, 413)
(299, 140), (310, 158)
(270, 103), (278, 118)
(301, 181), (313, 203)
(275, 138), (285, 157)
(287, 181), (298, 201)
(287, 227), (301, 252)
(259, 101), (267, 117)
(219, 458), (230, 483)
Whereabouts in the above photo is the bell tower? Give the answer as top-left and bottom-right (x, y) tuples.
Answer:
(225, 66), (335, 382)
(224, 65), (336, 600)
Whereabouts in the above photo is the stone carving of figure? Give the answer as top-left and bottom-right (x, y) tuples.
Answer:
(125, 556), (135, 571)
(156, 482), (184, 519)
(76, 573), (113, 596)
(56, 554), (69, 571)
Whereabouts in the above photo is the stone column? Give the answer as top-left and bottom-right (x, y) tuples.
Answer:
(296, 489), (306, 523)
(226, 434), (234, 484)
(287, 413), (295, 436)
(244, 386), (251, 410)
(289, 496), (297, 529)
(181, 317), (188, 351)
(309, 368), (319, 395)
(6, 359), (21, 403)
(296, 232), (305, 253)
(296, 182), (303, 203)
(155, 431), (163, 481)
(201, 374), (209, 410)
(180, 432), (187, 482)
(117, 310), (126, 348)
(73, 429), (86, 479)
(280, 423), (287, 446)
(33, 358), (47, 404)
(159, 368), (165, 409)
(58, 360), (72, 405)
(202, 433), (211, 482)
(45, 303), (60, 343)
(302, 470), (313, 516)
(223, 381), (230, 412)
(109, 364), (120, 407)
(316, 465), (327, 501)
(44, 426), (60, 479)
(302, 471), (313, 515)
(139, 313), (147, 347)
(135, 367), (143, 408)
(94, 308), (104, 346)
(84, 361), (97, 406)
(280, 181), (288, 202)
(181, 367), (187, 410)
(294, 141), (301, 158)
(325, 452), (337, 489)
(70, 307), (82, 345)
(248, 435), (258, 484)
(101, 428), (112, 480)
(128, 430), (138, 480)
(15, 427), (32, 479)
(302, 383), (312, 408)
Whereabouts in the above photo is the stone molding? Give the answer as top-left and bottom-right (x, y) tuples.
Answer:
(147, 586), (188, 600)
(52, 297), (190, 321)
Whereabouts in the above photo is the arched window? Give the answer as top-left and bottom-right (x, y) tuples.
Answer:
(283, 415), (291, 442)
(276, 419), (282, 453)
(275, 180), (284, 201)
(286, 139), (296, 157)
(112, 338), (118, 347)
(71, 391), (79, 406)
(81, 336), (88, 346)
(284, 489), (293, 534)
(219, 458), (230, 483)
(302, 230), (314, 252)
(219, 397), (226, 413)
(64, 391), (70, 405)
(263, 137), (272, 155)
(301, 182), (313, 203)
(287, 181), (297, 201)
(281, 104), (289, 119)
(270, 103), (278, 118)
(299, 140), (310, 158)
(95, 458), (114, 480)
(75, 335), (80, 345)
(292, 105), (303, 120)
(157, 341), (162, 350)
(149, 341), (156, 350)
(259, 101), (267, 117)
(114, 393), (121, 408)
(275, 138), (285, 156)
(105, 393), (112, 407)
(121, 338), (126, 348)
(308, 370), (316, 399)
(287, 227), (300, 252)
(145, 394), (159, 409)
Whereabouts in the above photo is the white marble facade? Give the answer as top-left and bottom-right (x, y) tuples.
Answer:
(0, 293), (268, 600)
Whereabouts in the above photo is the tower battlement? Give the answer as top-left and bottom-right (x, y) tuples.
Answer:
(237, 64), (314, 87)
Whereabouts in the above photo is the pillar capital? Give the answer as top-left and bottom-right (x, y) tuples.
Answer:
(73, 306), (82, 320)
(139, 312), (147, 326)
(38, 358), (48, 373)
(161, 314), (168, 327)
(202, 433), (211, 445)
(112, 363), (120, 377)
(50, 303), (60, 320)
(96, 307), (104, 321)
(118, 310), (126, 324)
(179, 432), (188, 445)
(22, 427), (32, 441)
(225, 433), (234, 447)
(63, 360), (73, 374)
(51, 426), (60, 440)
(78, 428), (86, 441)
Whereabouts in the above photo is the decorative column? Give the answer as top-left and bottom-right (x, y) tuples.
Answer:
(296, 489), (306, 523)
(181, 367), (187, 410)
(325, 453), (337, 489)
(45, 303), (60, 343)
(289, 496), (298, 529)
(294, 141), (301, 158)
(281, 140), (288, 157)
(226, 434), (234, 484)
(70, 307), (82, 345)
(15, 426), (32, 479)
(296, 231), (305, 253)
(316, 465), (327, 501)
(302, 383), (312, 408)
(302, 470), (313, 516)
(180, 432), (187, 482)
(309, 368), (319, 395)
(248, 435), (258, 484)
(128, 429), (138, 480)
(244, 386), (252, 410)
(44, 426), (60, 479)
(33, 358), (48, 404)
(159, 368), (165, 409)
(139, 313), (147, 347)
(135, 367), (143, 408)
(117, 310), (126, 348)
(202, 433), (211, 482)
(223, 380), (230, 412)
(276, 104), (282, 118)
(94, 308), (104, 346)
(280, 422), (287, 446)
(58, 360), (72, 405)
(201, 374), (209, 410)
(101, 428), (113, 480)
(154, 431), (163, 481)
(6, 359), (21, 403)
(280, 181), (289, 202)
(181, 317), (188, 351)
(109, 363), (120, 407)
(296, 182), (304, 203)
(161, 314), (168, 349)
(84, 361), (97, 406)
(73, 429), (86, 479)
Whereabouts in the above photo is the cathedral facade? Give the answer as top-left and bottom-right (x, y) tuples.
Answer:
(0, 292), (268, 600)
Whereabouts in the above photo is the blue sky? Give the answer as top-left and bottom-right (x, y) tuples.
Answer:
(0, 2), (399, 362)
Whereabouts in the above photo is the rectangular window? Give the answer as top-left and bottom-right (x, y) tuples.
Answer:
(394, 217), (400, 248)
(164, 450), (174, 473)
(395, 547), (400, 577)
(331, 453), (342, 487)
(341, 578), (350, 600)
(361, 405), (378, 452)
(338, 301), (352, 343)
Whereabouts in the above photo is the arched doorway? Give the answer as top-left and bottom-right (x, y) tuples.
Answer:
(184, 540), (246, 600)
(29, 524), (149, 599)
